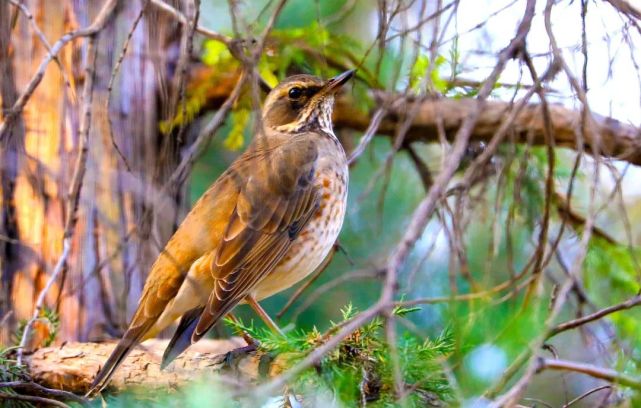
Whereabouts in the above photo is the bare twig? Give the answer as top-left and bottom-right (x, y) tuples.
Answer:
(562, 385), (611, 408)
(17, 3), (111, 363)
(0, 381), (89, 406)
(106, 1), (148, 172)
(0, 0), (117, 142)
(0, 392), (70, 408)
(148, 0), (231, 44)
(347, 107), (388, 165)
(538, 358), (641, 389)
(7, 0), (75, 104)
(549, 294), (641, 337)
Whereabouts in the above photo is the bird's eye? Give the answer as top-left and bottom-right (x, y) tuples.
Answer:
(288, 87), (303, 99)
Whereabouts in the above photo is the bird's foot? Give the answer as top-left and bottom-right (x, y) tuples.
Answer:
(219, 343), (257, 369)
(240, 332), (260, 349)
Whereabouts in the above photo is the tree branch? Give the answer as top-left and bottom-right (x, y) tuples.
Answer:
(24, 339), (271, 394)
(190, 80), (641, 166)
(537, 358), (641, 389)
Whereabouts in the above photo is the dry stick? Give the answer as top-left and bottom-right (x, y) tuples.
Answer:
(347, 107), (388, 165)
(0, 392), (70, 408)
(106, 1), (148, 172)
(0, 381), (88, 406)
(171, 0), (200, 145)
(255, 0), (537, 399)
(148, 0), (231, 44)
(7, 0), (76, 104)
(165, 70), (245, 190)
(562, 385), (611, 408)
(289, 269), (380, 322)
(395, 275), (536, 308)
(521, 52), (555, 301)
(489, 2), (604, 405)
(254, 0), (288, 56)
(605, 0), (641, 21)
(17, 3), (113, 364)
(549, 294), (641, 338)
(0, 0), (117, 142)
(538, 358), (641, 389)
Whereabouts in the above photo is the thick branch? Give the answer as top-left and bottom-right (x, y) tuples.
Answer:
(193, 74), (641, 165)
(24, 339), (280, 394)
(334, 95), (641, 165)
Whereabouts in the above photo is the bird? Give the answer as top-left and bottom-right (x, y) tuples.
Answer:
(87, 69), (354, 395)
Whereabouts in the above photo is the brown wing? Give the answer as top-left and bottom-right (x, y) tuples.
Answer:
(192, 135), (321, 341)
(87, 164), (240, 395)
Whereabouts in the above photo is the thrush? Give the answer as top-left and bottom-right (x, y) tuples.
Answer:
(87, 69), (354, 394)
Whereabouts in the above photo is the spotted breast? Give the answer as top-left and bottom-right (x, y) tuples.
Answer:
(251, 134), (348, 301)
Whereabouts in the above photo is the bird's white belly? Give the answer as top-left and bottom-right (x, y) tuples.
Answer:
(252, 166), (347, 301)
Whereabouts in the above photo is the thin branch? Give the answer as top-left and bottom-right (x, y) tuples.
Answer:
(148, 0), (232, 44)
(17, 5), (107, 363)
(0, 392), (70, 408)
(381, 0), (536, 309)
(0, 382), (89, 406)
(7, 0), (76, 104)
(0, 0), (117, 142)
(106, 1), (148, 172)
(563, 385), (611, 408)
(347, 107), (387, 165)
(549, 294), (641, 338)
(538, 358), (641, 389)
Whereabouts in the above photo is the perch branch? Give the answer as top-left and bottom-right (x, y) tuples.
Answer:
(189, 79), (641, 165)
(23, 339), (273, 394)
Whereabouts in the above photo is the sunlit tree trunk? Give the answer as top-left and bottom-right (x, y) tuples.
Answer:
(0, 0), (186, 344)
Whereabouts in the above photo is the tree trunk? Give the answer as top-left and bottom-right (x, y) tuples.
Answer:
(2, 0), (188, 344)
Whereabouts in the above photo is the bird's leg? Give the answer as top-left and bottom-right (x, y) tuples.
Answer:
(226, 313), (259, 348)
(245, 295), (285, 336)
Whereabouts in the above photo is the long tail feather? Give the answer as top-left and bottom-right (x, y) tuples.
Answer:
(85, 324), (151, 397)
(161, 306), (204, 369)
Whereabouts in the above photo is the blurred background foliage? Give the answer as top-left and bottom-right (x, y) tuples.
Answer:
(3, 0), (641, 406)
(178, 0), (641, 406)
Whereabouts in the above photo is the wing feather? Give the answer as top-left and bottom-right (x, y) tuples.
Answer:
(192, 135), (321, 341)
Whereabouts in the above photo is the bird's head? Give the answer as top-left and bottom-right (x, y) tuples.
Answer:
(261, 70), (355, 133)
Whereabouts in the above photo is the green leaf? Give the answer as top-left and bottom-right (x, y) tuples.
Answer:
(258, 58), (279, 88)
(410, 55), (429, 91)
(223, 109), (250, 151)
(202, 40), (232, 67)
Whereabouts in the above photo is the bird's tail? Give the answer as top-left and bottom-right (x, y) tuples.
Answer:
(161, 306), (204, 369)
(85, 323), (152, 397)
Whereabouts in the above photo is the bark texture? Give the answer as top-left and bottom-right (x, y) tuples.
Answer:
(334, 95), (641, 165)
(192, 67), (641, 164)
(24, 338), (281, 394)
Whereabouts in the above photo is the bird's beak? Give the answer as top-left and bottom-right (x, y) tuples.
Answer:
(324, 69), (356, 93)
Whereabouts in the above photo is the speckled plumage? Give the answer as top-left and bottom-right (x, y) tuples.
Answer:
(253, 134), (348, 301)
(88, 70), (354, 395)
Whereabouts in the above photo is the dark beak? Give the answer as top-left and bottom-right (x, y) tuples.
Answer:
(325, 69), (356, 93)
